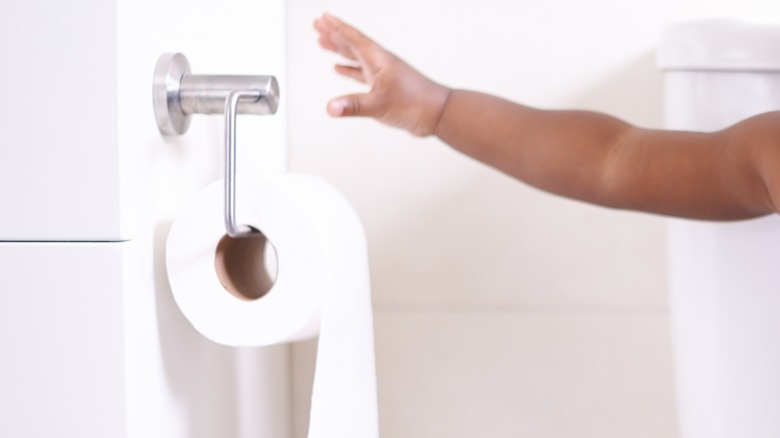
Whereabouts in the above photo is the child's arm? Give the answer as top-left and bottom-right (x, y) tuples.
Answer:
(315, 13), (780, 220)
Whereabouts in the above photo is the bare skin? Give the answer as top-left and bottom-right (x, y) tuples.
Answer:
(314, 13), (780, 221)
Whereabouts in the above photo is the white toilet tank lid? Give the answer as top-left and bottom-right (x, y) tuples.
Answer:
(658, 19), (780, 71)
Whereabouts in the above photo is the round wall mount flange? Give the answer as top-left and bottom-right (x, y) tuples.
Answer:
(152, 53), (192, 135)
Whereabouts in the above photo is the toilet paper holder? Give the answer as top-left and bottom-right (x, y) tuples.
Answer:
(152, 53), (279, 238)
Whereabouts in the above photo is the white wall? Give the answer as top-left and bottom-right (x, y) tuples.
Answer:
(0, 0), (126, 241)
(0, 1), (127, 436)
(286, 1), (780, 437)
(2, 0), (291, 437)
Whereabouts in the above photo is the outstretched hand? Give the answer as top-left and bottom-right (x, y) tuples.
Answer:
(314, 13), (451, 137)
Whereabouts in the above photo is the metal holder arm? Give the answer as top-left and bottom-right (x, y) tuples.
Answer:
(153, 53), (279, 238)
(224, 90), (261, 238)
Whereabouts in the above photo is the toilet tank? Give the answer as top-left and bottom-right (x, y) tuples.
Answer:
(658, 20), (780, 438)
(659, 19), (780, 130)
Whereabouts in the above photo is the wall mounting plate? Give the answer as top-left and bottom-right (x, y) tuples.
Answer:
(152, 53), (192, 135)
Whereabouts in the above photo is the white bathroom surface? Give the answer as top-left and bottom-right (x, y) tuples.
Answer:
(658, 19), (780, 71)
(0, 242), (128, 437)
(0, 0), (129, 241)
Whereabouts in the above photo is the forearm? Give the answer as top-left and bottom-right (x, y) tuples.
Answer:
(435, 90), (631, 207)
(435, 90), (776, 220)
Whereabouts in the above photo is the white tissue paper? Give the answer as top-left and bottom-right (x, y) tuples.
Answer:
(166, 173), (379, 438)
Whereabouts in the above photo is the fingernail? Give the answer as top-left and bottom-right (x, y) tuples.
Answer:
(328, 99), (347, 116)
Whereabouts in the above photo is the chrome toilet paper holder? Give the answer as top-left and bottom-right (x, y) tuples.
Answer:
(152, 53), (279, 238)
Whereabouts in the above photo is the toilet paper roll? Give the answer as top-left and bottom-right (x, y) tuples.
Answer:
(166, 173), (379, 438)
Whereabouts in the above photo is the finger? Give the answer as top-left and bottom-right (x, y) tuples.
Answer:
(315, 19), (360, 61)
(323, 14), (372, 52)
(327, 93), (382, 118)
(314, 19), (340, 52)
(313, 14), (339, 38)
(317, 35), (337, 52)
(315, 15), (357, 60)
(318, 35), (353, 59)
(322, 12), (370, 43)
(313, 15), (332, 34)
(328, 30), (378, 72)
(334, 64), (368, 84)
(322, 14), (384, 71)
(314, 14), (360, 56)
(314, 12), (340, 33)
(319, 35), (359, 62)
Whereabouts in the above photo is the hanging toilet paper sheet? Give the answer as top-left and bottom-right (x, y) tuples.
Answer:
(166, 174), (379, 438)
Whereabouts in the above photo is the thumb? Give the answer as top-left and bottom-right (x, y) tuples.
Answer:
(327, 93), (381, 118)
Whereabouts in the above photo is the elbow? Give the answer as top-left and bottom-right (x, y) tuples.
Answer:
(595, 126), (641, 211)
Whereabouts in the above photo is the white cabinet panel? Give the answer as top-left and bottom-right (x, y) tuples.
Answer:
(0, 242), (127, 437)
(0, 0), (127, 241)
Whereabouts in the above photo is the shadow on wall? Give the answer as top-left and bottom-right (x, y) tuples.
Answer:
(153, 222), (241, 438)
(570, 50), (665, 129)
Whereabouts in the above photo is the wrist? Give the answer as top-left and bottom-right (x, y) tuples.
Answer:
(429, 86), (452, 138)
(412, 83), (451, 137)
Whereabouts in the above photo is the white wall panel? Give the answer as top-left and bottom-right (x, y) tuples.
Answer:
(0, 0), (125, 241)
(0, 243), (127, 437)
